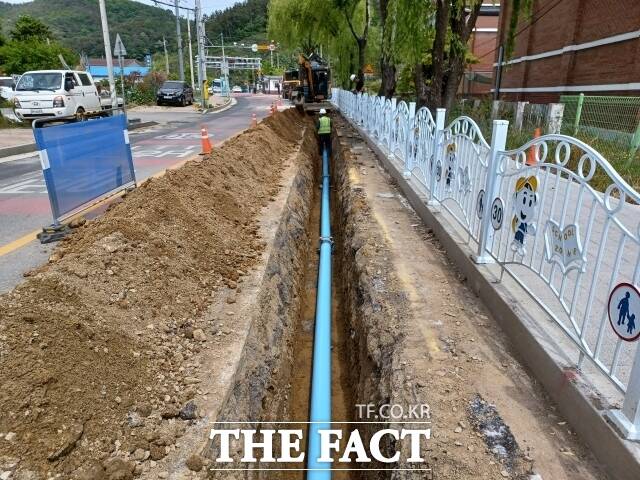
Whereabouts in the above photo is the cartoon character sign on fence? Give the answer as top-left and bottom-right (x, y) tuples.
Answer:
(510, 176), (539, 256)
(444, 143), (457, 191)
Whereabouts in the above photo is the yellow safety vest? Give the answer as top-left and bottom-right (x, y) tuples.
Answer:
(318, 116), (331, 134)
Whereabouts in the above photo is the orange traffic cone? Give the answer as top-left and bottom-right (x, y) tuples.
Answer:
(250, 113), (257, 128)
(527, 127), (541, 165)
(200, 126), (213, 155)
(270, 103), (275, 115)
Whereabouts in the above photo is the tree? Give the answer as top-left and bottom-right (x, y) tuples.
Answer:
(0, 40), (77, 74)
(268, 0), (361, 85)
(377, 0), (395, 97)
(10, 15), (53, 42)
(0, 25), (6, 48)
(334, 0), (370, 80)
(0, 14), (76, 74)
(413, 0), (481, 111)
(268, 0), (342, 55)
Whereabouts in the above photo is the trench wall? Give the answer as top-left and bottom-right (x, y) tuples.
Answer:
(205, 126), (317, 478)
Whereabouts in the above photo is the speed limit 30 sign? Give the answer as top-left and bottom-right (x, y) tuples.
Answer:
(490, 197), (504, 230)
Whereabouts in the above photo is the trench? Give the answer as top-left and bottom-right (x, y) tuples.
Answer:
(208, 113), (402, 480)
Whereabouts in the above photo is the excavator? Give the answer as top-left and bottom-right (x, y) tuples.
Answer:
(292, 52), (332, 113)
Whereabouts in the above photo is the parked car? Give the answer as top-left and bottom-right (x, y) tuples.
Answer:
(13, 70), (101, 120)
(156, 81), (193, 106)
(232, 85), (242, 93)
(0, 77), (16, 102)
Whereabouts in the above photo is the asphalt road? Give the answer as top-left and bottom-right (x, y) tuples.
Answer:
(0, 94), (280, 293)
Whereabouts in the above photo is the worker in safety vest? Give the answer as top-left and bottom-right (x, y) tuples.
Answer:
(317, 108), (331, 156)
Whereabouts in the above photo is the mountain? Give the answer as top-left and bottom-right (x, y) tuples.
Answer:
(0, 0), (270, 61)
(205, 0), (268, 43)
(0, 0), (186, 59)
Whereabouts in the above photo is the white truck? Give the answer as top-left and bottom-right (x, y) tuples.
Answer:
(0, 76), (16, 102)
(13, 70), (103, 120)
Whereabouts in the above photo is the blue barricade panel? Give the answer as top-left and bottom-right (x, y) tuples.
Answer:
(33, 115), (136, 222)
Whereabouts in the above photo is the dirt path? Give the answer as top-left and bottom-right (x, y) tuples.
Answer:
(333, 117), (609, 480)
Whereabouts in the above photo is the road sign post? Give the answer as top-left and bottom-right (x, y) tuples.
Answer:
(114, 34), (127, 112)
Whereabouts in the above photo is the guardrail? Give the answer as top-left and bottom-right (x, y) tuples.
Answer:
(332, 88), (640, 440)
(33, 111), (136, 238)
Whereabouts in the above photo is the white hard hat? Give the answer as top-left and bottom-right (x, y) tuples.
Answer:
(319, 108), (327, 114)
(350, 74), (357, 81)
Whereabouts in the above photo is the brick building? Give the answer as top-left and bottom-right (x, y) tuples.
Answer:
(462, 3), (501, 96)
(494, 0), (640, 102)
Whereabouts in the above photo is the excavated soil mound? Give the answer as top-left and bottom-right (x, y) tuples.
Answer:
(0, 109), (305, 478)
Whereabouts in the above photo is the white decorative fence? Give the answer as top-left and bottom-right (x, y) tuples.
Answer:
(332, 88), (640, 440)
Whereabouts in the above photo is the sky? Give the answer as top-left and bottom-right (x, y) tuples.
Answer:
(1, 0), (241, 15)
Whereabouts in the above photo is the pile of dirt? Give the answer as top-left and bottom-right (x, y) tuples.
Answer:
(0, 109), (306, 478)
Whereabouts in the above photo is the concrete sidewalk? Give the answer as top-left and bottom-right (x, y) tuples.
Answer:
(342, 116), (640, 480)
(0, 128), (34, 149)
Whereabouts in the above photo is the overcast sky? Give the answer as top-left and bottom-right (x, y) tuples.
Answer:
(2, 0), (241, 15)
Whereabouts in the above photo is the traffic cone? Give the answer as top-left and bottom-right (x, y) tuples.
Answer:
(271, 103), (275, 115)
(527, 127), (541, 165)
(200, 125), (213, 155)
(250, 113), (257, 128)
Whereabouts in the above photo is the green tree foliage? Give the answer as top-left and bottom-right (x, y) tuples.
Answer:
(10, 14), (52, 42)
(505, 0), (533, 58)
(0, 24), (6, 47)
(0, 14), (76, 74)
(0, 39), (77, 74)
(205, 0), (269, 42)
(0, 0), (188, 59)
(268, 0), (376, 86)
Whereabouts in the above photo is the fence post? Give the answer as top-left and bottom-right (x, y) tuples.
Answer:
(546, 103), (565, 134)
(491, 100), (501, 120)
(628, 120), (640, 162)
(403, 102), (417, 178)
(607, 347), (640, 440)
(387, 98), (398, 153)
(573, 93), (585, 136)
(515, 101), (527, 131)
(428, 108), (446, 206)
(473, 119), (509, 264)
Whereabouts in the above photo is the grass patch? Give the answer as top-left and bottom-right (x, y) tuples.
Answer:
(450, 99), (640, 193)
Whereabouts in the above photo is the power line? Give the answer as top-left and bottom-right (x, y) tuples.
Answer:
(150, 0), (195, 12)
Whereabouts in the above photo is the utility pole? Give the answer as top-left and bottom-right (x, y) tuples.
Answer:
(174, 0), (185, 81)
(220, 32), (229, 97)
(186, 9), (195, 92)
(162, 36), (170, 74)
(195, 0), (207, 108)
(98, 0), (117, 112)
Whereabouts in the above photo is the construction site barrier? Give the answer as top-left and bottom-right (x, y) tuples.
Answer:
(33, 113), (136, 225)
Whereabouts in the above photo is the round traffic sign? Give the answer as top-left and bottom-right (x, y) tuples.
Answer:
(269, 43), (276, 51)
(476, 189), (485, 220)
(490, 197), (504, 230)
(251, 43), (258, 52)
(608, 283), (640, 342)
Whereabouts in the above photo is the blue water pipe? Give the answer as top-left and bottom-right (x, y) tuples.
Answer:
(307, 147), (333, 479)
